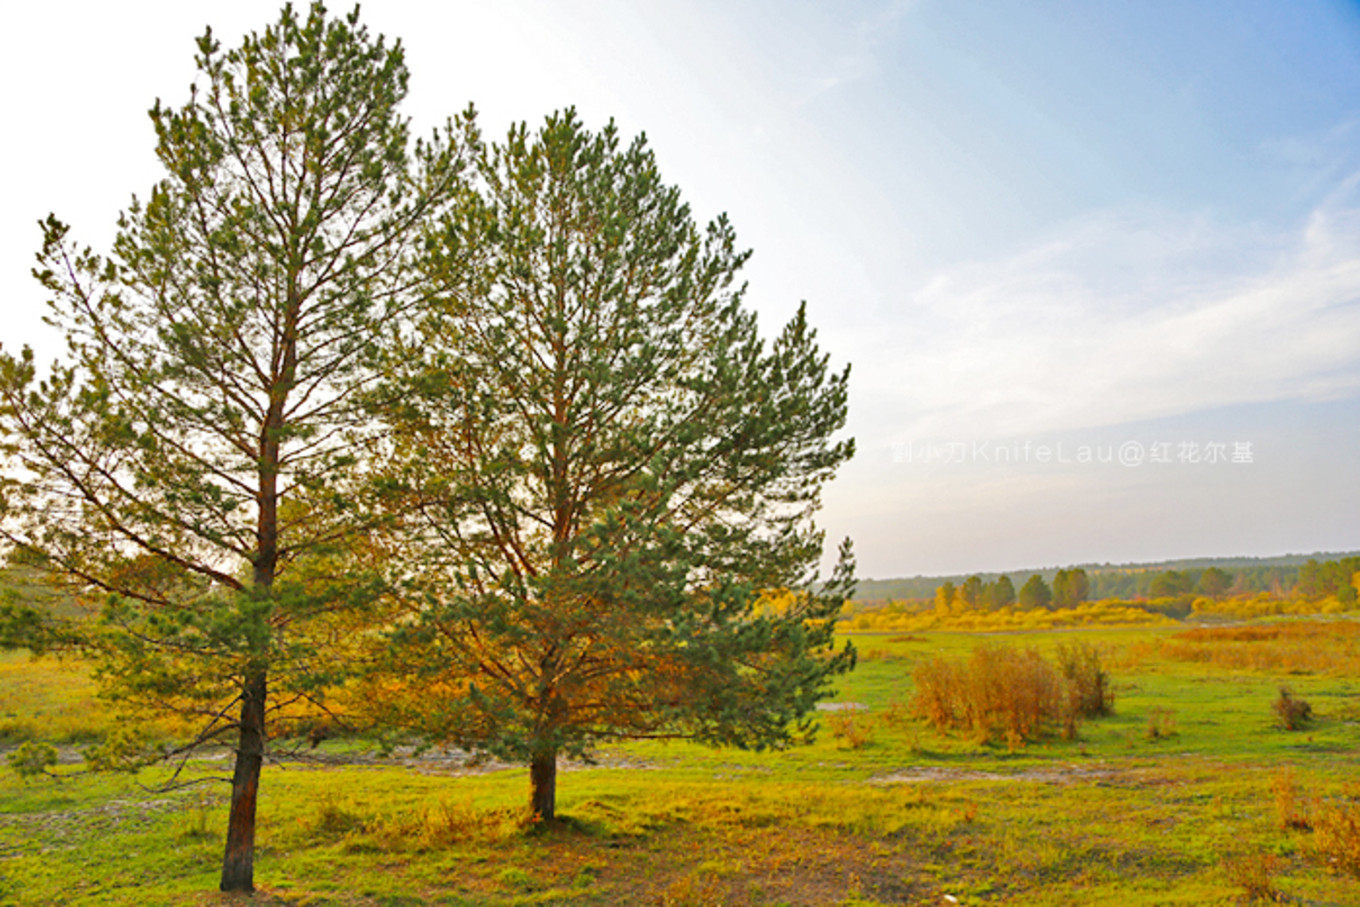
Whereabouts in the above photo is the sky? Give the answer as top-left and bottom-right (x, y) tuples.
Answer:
(2, 0), (1358, 579)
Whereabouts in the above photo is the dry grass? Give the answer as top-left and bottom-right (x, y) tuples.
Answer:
(1151, 620), (1360, 675)
(0, 652), (110, 743)
(1312, 794), (1360, 878)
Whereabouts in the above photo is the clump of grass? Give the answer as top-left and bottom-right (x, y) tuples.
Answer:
(175, 788), (218, 840)
(363, 798), (531, 852)
(1272, 688), (1313, 731)
(1222, 851), (1285, 903)
(497, 866), (534, 890)
(299, 788), (534, 853)
(309, 791), (368, 840)
(1145, 707), (1177, 741)
(911, 642), (1114, 748)
(1312, 796), (1360, 878)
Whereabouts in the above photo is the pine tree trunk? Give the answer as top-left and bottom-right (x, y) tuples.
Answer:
(220, 669), (267, 892)
(530, 750), (557, 821)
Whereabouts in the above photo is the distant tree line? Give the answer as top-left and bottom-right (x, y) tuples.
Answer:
(852, 552), (1360, 605)
(928, 556), (1360, 614)
(1085, 557), (1360, 604)
(933, 568), (1093, 613)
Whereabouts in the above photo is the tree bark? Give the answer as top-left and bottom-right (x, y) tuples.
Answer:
(221, 336), (287, 891)
(530, 750), (558, 821)
(220, 668), (267, 892)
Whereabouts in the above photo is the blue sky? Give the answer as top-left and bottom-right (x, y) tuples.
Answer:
(2, 0), (1358, 577)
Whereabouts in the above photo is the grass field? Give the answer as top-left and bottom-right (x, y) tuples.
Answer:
(3, 621), (1359, 905)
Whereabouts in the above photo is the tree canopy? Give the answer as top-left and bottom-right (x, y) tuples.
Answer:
(368, 110), (856, 820)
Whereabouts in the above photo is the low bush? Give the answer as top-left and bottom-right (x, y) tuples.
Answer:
(1145, 707), (1177, 741)
(826, 712), (876, 750)
(6, 740), (57, 779)
(1056, 640), (1115, 731)
(1222, 851), (1285, 903)
(1273, 688), (1313, 731)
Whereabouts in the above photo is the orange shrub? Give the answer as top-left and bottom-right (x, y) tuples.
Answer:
(1274, 768), (1311, 831)
(825, 712), (876, 749)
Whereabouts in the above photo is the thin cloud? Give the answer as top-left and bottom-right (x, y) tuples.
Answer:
(853, 193), (1360, 443)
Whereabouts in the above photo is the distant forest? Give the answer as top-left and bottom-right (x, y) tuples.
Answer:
(853, 551), (1360, 605)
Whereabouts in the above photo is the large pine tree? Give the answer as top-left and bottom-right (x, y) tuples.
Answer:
(0, 4), (468, 891)
(371, 110), (856, 820)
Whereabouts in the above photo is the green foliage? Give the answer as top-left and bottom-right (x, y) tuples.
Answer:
(1052, 568), (1089, 608)
(858, 553), (1360, 605)
(369, 109), (855, 816)
(960, 575), (984, 609)
(1196, 566), (1232, 598)
(987, 574), (1016, 609)
(6, 740), (58, 779)
(0, 601), (49, 653)
(82, 724), (154, 772)
(1149, 569), (1193, 598)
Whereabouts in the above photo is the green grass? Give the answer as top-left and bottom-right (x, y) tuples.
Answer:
(3, 622), (1360, 905)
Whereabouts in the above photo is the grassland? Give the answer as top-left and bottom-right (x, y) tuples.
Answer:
(3, 621), (1360, 905)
